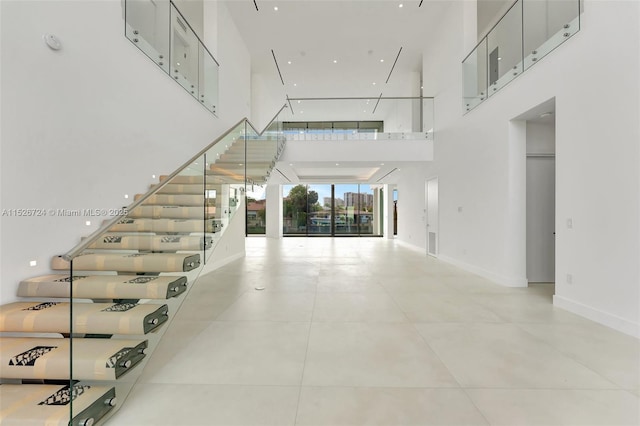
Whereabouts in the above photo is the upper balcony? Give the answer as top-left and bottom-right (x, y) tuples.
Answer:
(463, 0), (582, 113)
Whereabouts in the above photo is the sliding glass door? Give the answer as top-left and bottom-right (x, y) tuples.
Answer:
(284, 184), (381, 237)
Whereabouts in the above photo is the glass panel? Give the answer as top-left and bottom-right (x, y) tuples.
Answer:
(486, 0), (524, 97)
(462, 38), (488, 113)
(357, 184), (375, 235)
(283, 184), (308, 235)
(307, 184), (331, 235)
(286, 99), (430, 139)
(335, 184), (359, 235)
(199, 44), (219, 115)
(125, 0), (218, 115)
(124, 0), (170, 73)
(247, 185), (266, 234)
(65, 150), (209, 423)
(204, 123), (246, 260)
(523, 0), (580, 70)
(422, 98), (435, 140)
(170, 2), (199, 100)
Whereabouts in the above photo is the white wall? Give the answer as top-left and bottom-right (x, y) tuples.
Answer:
(406, 0), (639, 335)
(0, 0), (251, 303)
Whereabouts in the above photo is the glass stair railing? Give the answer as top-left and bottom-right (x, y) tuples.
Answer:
(0, 105), (288, 425)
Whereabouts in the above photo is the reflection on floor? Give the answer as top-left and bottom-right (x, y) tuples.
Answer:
(108, 237), (640, 426)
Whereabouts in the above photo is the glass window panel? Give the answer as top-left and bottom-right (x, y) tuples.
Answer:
(358, 184), (375, 235)
(307, 185), (331, 235)
(283, 184), (307, 235)
(334, 184), (358, 235)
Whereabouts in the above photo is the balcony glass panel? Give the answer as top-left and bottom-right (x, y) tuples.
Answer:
(170, 3), (200, 99)
(124, 0), (170, 73)
(523, 0), (581, 70)
(487, 0), (524, 97)
(199, 43), (219, 115)
(462, 38), (488, 112)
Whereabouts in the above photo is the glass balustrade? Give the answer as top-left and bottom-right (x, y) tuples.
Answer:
(523, 0), (581, 70)
(487, 1), (523, 97)
(282, 98), (434, 141)
(124, 0), (218, 115)
(60, 105), (287, 423)
(462, 38), (488, 112)
(463, 0), (581, 113)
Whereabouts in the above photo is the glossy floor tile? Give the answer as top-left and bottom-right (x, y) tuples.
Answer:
(107, 237), (639, 425)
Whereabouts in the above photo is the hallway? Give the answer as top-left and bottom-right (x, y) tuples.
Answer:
(109, 237), (639, 425)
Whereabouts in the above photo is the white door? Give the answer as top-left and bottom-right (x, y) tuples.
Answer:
(426, 178), (439, 257)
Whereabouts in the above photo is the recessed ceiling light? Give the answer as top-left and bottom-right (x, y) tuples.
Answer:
(85, 221), (91, 226)
(335, 163), (340, 166)
(333, 59), (338, 63)
(30, 260), (37, 267)
(273, 6), (278, 11)
(380, 59), (384, 62)
(124, 194), (129, 199)
(287, 61), (292, 64)
(176, 62), (180, 66)
(289, 163), (293, 166)
(297, 100), (301, 103)
(498, 57), (502, 61)
(380, 163), (385, 165)
(293, 83), (297, 86)
(239, 163), (243, 166)
(399, 3), (403, 8)
(372, 82), (376, 85)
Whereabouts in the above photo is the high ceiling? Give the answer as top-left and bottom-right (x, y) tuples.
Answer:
(223, 0), (453, 100)
(221, 0), (451, 185)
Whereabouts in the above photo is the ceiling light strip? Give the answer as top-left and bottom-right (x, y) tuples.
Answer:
(271, 49), (285, 85)
(372, 92), (383, 114)
(385, 47), (403, 84)
(376, 168), (399, 182)
(276, 168), (292, 182)
(286, 95), (295, 115)
(253, 0), (259, 11)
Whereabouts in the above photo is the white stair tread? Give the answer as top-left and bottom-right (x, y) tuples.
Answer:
(89, 234), (212, 251)
(0, 384), (115, 426)
(0, 337), (147, 380)
(18, 274), (187, 299)
(51, 252), (201, 273)
(0, 301), (168, 335)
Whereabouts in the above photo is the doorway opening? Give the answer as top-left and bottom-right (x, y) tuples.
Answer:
(525, 107), (556, 289)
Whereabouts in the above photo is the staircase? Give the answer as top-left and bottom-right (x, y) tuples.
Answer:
(0, 108), (287, 425)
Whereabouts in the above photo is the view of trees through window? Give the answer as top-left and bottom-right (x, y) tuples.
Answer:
(283, 184), (379, 236)
(246, 184), (383, 236)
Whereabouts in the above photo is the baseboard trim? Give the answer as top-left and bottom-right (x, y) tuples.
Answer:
(553, 295), (640, 338)
(438, 255), (528, 287)
(395, 239), (426, 254)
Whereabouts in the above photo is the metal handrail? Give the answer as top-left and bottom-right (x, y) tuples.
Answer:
(62, 103), (288, 261)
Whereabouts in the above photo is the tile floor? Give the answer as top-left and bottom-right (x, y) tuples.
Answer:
(108, 237), (640, 425)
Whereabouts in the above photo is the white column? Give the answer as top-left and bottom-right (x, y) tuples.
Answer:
(265, 184), (283, 238)
(504, 120), (528, 286)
